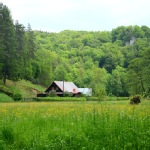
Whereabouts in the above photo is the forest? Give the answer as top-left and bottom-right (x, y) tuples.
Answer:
(0, 4), (150, 98)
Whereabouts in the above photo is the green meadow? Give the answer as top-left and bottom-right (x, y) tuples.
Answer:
(0, 100), (150, 150)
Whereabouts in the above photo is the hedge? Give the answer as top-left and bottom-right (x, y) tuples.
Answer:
(86, 97), (99, 101)
(33, 97), (86, 102)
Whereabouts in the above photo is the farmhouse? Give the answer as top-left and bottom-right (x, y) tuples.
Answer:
(37, 81), (81, 97)
(37, 81), (92, 97)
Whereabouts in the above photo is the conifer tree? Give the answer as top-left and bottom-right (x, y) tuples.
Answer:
(0, 5), (15, 84)
(10, 20), (26, 80)
(23, 23), (37, 80)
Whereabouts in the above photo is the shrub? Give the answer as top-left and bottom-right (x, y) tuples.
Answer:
(130, 95), (141, 104)
(63, 92), (73, 97)
(47, 90), (57, 97)
(13, 93), (22, 101)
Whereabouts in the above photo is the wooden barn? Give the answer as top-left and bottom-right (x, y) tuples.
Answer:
(37, 81), (81, 97)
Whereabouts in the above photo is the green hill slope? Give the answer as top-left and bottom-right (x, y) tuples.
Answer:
(0, 80), (46, 101)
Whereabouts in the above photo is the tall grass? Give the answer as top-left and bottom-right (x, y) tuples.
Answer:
(0, 100), (150, 149)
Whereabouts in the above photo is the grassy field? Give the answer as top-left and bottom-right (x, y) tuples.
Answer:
(0, 100), (150, 150)
(0, 93), (13, 102)
(0, 80), (46, 101)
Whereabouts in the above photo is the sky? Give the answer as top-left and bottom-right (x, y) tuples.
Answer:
(1, 0), (150, 32)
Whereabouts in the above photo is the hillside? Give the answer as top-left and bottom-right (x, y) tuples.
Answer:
(0, 80), (46, 101)
(1, 9), (150, 98)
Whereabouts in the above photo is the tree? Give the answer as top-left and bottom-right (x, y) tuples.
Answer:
(141, 25), (150, 39)
(33, 49), (54, 86)
(9, 20), (26, 80)
(90, 68), (108, 99)
(141, 48), (150, 97)
(111, 25), (144, 45)
(0, 5), (15, 84)
(127, 58), (145, 95)
(0, 7), (3, 79)
(99, 43), (124, 73)
(108, 66), (128, 96)
(111, 26), (126, 43)
(23, 23), (37, 80)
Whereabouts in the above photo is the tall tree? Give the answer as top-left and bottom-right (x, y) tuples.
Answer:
(0, 5), (3, 79)
(8, 20), (26, 80)
(90, 68), (108, 99)
(0, 5), (15, 84)
(23, 23), (37, 80)
(141, 47), (150, 97)
(26, 23), (36, 58)
(127, 58), (145, 95)
(108, 66), (128, 96)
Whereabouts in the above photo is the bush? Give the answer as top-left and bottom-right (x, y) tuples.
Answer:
(47, 90), (57, 97)
(130, 95), (141, 104)
(13, 93), (22, 101)
(63, 92), (73, 97)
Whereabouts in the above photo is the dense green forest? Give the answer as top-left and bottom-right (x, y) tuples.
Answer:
(0, 4), (150, 98)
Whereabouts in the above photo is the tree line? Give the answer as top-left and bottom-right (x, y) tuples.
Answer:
(0, 5), (36, 84)
(0, 4), (150, 98)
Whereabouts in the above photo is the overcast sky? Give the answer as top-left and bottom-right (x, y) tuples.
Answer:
(1, 0), (150, 32)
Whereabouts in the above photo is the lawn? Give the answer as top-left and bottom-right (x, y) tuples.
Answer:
(0, 100), (150, 149)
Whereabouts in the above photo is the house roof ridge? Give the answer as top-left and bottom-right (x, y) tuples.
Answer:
(54, 80), (73, 83)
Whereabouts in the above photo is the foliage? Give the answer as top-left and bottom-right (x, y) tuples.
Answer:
(130, 95), (141, 104)
(63, 91), (73, 97)
(0, 5), (16, 84)
(0, 84), (13, 97)
(90, 68), (108, 99)
(0, 5), (37, 84)
(13, 93), (22, 101)
(47, 90), (57, 97)
(108, 66), (128, 96)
